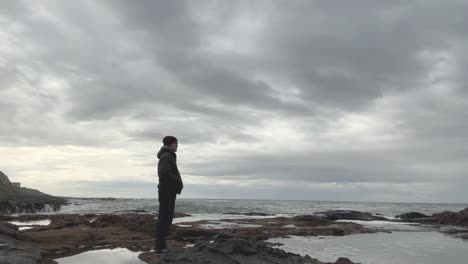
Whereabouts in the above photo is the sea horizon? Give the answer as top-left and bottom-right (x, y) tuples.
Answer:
(59, 196), (468, 206)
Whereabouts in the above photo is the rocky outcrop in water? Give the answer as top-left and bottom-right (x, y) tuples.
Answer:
(0, 171), (68, 214)
(139, 237), (357, 264)
(434, 208), (468, 226)
(394, 208), (468, 239)
(317, 210), (388, 221)
(395, 212), (430, 220)
(394, 208), (468, 227)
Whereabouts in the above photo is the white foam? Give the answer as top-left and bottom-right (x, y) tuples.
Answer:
(40, 204), (55, 213)
(19, 226), (34, 231)
(336, 219), (422, 231)
(9, 219), (51, 226)
(200, 221), (262, 229)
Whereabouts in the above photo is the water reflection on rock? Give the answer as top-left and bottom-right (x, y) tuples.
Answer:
(55, 248), (145, 264)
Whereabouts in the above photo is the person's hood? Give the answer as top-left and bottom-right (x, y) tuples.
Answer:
(157, 145), (176, 160)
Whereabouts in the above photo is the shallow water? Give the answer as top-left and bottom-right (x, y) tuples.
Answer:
(173, 213), (286, 224)
(36, 199), (468, 263)
(55, 248), (145, 264)
(268, 231), (468, 264)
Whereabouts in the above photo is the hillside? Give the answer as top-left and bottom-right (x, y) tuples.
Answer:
(0, 171), (68, 214)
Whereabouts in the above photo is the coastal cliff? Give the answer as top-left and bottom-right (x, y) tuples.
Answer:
(0, 171), (68, 214)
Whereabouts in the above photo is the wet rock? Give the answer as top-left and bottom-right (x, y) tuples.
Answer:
(394, 208), (468, 240)
(138, 237), (358, 264)
(0, 234), (56, 264)
(175, 215), (373, 241)
(434, 208), (468, 226)
(334, 258), (355, 264)
(317, 210), (388, 221)
(0, 199), (67, 215)
(292, 215), (330, 225)
(395, 212), (429, 219)
(90, 214), (155, 235)
(0, 222), (18, 236)
(169, 226), (218, 242)
(83, 213), (98, 218)
(6, 213), (368, 262)
(399, 207), (468, 227)
(89, 212), (190, 234)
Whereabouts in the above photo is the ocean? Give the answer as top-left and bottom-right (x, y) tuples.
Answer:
(57, 198), (467, 217)
(51, 198), (468, 264)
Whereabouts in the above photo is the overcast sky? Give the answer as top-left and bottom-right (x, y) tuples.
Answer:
(1, 1), (468, 203)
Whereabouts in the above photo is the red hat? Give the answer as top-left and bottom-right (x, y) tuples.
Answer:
(163, 136), (178, 146)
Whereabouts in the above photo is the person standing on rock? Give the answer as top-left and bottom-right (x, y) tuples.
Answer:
(155, 136), (183, 254)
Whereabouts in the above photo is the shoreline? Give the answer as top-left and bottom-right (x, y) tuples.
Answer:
(0, 211), (376, 264)
(1, 207), (468, 264)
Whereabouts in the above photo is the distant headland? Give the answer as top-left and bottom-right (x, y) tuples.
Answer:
(0, 171), (68, 214)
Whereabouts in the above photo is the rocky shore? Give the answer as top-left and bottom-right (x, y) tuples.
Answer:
(395, 207), (468, 226)
(0, 171), (68, 214)
(0, 212), (373, 264)
(139, 237), (357, 264)
(1, 205), (468, 263)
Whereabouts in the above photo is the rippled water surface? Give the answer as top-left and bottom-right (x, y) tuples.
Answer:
(268, 232), (468, 264)
(57, 198), (468, 217)
(49, 198), (468, 263)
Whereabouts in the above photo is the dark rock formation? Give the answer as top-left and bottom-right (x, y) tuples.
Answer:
(393, 208), (468, 240)
(394, 208), (468, 227)
(434, 208), (468, 226)
(0, 222), (19, 237)
(138, 237), (358, 264)
(395, 212), (430, 220)
(0, 234), (57, 264)
(0, 171), (68, 214)
(0, 221), (57, 264)
(0, 171), (12, 185)
(317, 210), (388, 221)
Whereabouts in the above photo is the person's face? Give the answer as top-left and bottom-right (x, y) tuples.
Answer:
(169, 141), (178, 152)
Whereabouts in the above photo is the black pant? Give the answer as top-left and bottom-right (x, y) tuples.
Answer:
(155, 190), (176, 250)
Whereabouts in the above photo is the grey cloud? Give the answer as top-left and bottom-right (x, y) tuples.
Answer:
(108, 1), (310, 115)
(1, 1), (468, 202)
(258, 1), (468, 110)
(184, 150), (438, 184)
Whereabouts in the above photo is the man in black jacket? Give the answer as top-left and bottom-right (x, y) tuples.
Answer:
(155, 136), (183, 253)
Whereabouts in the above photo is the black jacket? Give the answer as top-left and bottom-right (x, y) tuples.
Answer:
(157, 147), (183, 194)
